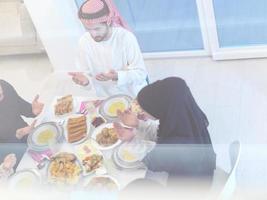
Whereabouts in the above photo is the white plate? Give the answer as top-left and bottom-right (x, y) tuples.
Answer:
(64, 114), (91, 145)
(117, 143), (146, 163)
(103, 97), (129, 117)
(27, 122), (63, 151)
(75, 139), (106, 176)
(115, 140), (155, 169)
(91, 123), (121, 150)
(112, 151), (145, 170)
(8, 169), (41, 189)
(83, 175), (120, 191)
(52, 96), (78, 119)
(99, 95), (132, 120)
(47, 152), (82, 186)
(112, 148), (144, 170)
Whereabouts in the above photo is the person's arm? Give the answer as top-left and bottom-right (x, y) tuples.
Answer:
(135, 119), (159, 142)
(117, 32), (148, 86)
(0, 163), (13, 181)
(17, 95), (36, 118)
(16, 119), (37, 140)
(0, 154), (16, 181)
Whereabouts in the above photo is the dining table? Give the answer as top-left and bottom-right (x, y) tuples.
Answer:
(16, 73), (147, 190)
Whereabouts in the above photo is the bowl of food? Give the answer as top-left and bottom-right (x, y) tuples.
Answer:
(99, 95), (132, 120)
(91, 123), (121, 150)
(8, 169), (41, 189)
(47, 152), (82, 186)
(27, 122), (63, 151)
(84, 175), (119, 191)
(117, 142), (146, 164)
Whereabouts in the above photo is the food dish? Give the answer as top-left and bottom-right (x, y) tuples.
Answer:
(99, 95), (132, 120)
(54, 95), (73, 116)
(84, 175), (119, 191)
(67, 115), (87, 143)
(91, 123), (121, 150)
(117, 141), (147, 163)
(96, 127), (118, 147)
(108, 101), (126, 116)
(47, 152), (82, 186)
(75, 140), (105, 176)
(8, 170), (41, 189)
(37, 129), (55, 145)
(118, 147), (139, 163)
(112, 147), (145, 170)
(27, 122), (63, 151)
(82, 154), (103, 173)
(91, 116), (106, 128)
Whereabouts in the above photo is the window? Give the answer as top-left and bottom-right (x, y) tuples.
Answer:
(213, 0), (267, 48)
(75, 0), (267, 59)
(75, 0), (204, 53)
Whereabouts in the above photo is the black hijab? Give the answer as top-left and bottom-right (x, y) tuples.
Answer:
(0, 79), (32, 111)
(0, 80), (34, 143)
(137, 77), (212, 145)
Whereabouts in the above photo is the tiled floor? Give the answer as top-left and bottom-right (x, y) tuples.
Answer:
(1, 53), (267, 197)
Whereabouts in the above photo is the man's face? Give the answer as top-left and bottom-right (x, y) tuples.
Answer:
(86, 23), (110, 42)
(0, 84), (4, 102)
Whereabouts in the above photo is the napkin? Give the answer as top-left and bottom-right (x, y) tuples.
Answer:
(27, 149), (53, 163)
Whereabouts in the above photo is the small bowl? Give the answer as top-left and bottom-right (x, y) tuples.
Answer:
(117, 144), (145, 164)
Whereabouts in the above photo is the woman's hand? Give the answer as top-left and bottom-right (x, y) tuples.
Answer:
(3, 154), (17, 170)
(32, 95), (44, 116)
(16, 120), (37, 140)
(117, 109), (139, 128)
(113, 122), (135, 142)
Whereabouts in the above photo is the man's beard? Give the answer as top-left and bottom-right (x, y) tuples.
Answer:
(93, 36), (104, 42)
(93, 27), (110, 42)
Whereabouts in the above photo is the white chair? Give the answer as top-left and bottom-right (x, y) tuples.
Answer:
(218, 141), (241, 200)
(208, 141), (241, 200)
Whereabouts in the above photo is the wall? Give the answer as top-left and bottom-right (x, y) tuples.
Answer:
(24, 0), (85, 71)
